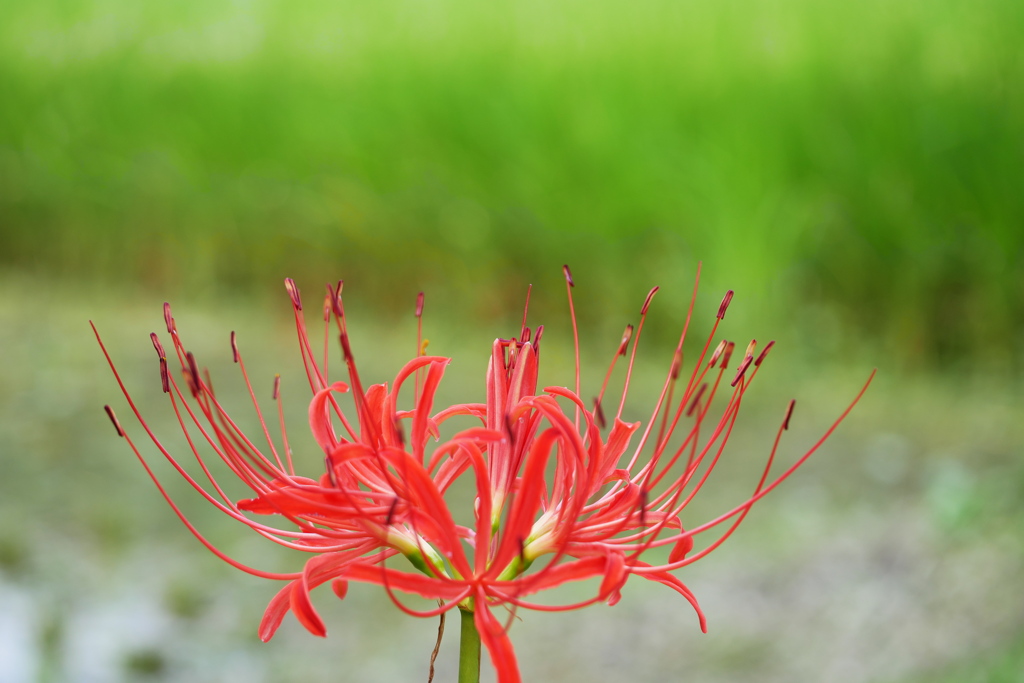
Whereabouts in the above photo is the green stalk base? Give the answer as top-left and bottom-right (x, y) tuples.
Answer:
(458, 607), (481, 683)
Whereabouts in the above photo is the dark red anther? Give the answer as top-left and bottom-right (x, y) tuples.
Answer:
(641, 286), (659, 315)
(415, 291), (424, 318)
(272, 374), (281, 400)
(284, 278), (302, 310)
(385, 497), (399, 526)
(339, 332), (353, 361)
(783, 399), (795, 430)
(163, 302), (174, 333)
(533, 324), (544, 350)
(104, 405), (124, 437)
(159, 358), (170, 393)
(325, 456), (338, 487)
(717, 290), (734, 320)
(331, 281), (345, 318)
(150, 333), (165, 359)
(185, 351), (201, 397)
(562, 264), (575, 287)
(593, 397), (606, 430)
(744, 339), (757, 361)
(709, 340), (726, 367)
(670, 349), (682, 380)
(754, 340), (775, 367)
(230, 331), (239, 363)
(719, 341), (735, 369)
(730, 354), (753, 387)
(322, 290), (332, 322)
(686, 383), (707, 417)
(504, 413), (515, 441)
(393, 416), (406, 447)
(617, 325), (634, 356)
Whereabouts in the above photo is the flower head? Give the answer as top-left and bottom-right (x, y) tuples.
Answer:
(94, 267), (872, 682)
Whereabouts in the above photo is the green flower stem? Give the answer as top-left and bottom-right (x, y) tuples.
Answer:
(458, 607), (481, 683)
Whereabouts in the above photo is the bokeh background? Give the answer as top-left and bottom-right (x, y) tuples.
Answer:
(1, 0), (1022, 681)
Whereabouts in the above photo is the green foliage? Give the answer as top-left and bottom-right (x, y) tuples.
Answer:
(1, 0), (1022, 367)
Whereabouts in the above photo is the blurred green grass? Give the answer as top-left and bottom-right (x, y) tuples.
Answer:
(2, 0), (1022, 370)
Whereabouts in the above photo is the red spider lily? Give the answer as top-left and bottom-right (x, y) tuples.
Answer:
(94, 267), (872, 683)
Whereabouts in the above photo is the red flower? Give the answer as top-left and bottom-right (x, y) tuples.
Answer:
(94, 268), (872, 683)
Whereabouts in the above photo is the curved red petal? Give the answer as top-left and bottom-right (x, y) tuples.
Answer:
(475, 603), (522, 683)
(290, 574), (327, 638)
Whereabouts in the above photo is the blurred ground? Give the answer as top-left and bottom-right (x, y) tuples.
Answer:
(1, 275), (1022, 682)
